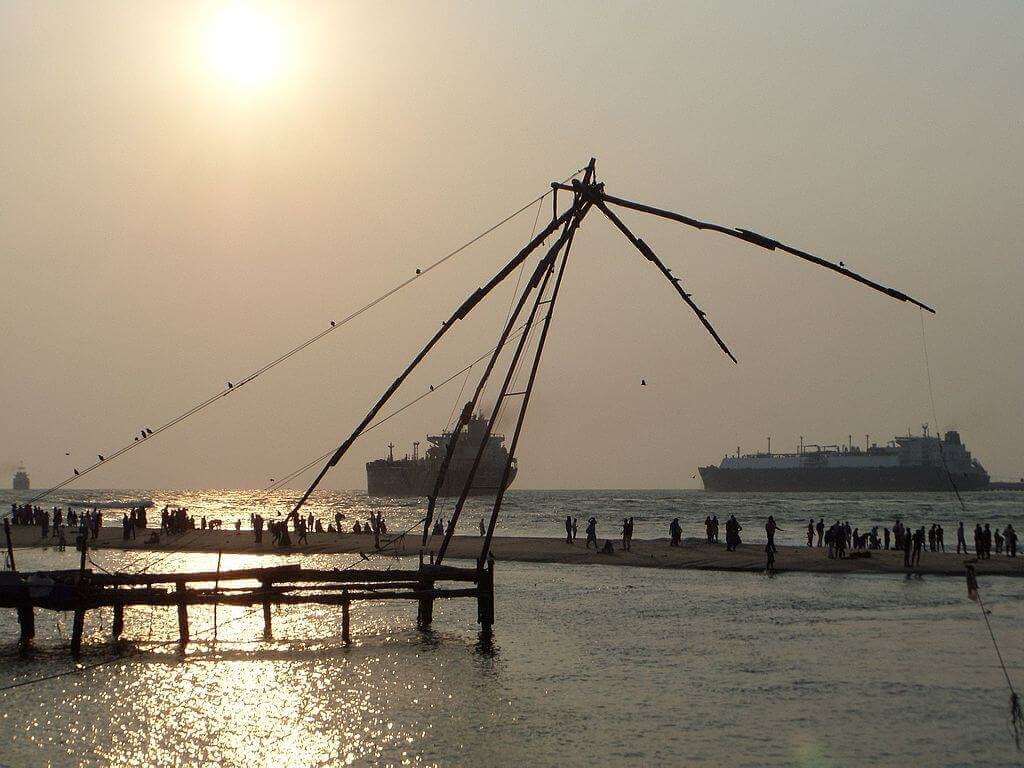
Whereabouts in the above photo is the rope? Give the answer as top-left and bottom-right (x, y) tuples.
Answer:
(924, 308), (1021, 749)
(972, 574), (1024, 749)
(919, 308), (967, 511)
(26, 168), (587, 508)
(264, 315), (546, 492)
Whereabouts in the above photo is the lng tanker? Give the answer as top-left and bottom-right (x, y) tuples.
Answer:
(366, 413), (517, 497)
(699, 427), (990, 492)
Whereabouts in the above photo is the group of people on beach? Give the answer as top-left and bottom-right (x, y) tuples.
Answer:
(7, 502), (121, 552)
(805, 517), (1018, 563)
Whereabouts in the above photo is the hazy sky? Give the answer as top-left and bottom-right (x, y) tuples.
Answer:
(2, 1), (1022, 491)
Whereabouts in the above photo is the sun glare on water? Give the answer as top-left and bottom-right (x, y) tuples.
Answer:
(205, 3), (286, 88)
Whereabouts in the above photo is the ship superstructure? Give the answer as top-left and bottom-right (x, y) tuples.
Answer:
(366, 413), (517, 497)
(12, 466), (30, 491)
(699, 426), (989, 492)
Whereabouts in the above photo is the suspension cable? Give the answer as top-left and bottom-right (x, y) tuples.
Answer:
(27, 168), (586, 507)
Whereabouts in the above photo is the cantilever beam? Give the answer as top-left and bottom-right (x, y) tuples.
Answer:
(287, 205), (578, 519)
(555, 182), (934, 314)
(593, 199), (737, 363)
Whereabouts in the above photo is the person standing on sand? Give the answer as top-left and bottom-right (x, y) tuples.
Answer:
(621, 518), (630, 551)
(586, 517), (598, 549)
(903, 526), (913, 568)
(936, 524), (945, 552)
(816, 518), (824, 547)
(705, 515), (713, 544)
(572, 517), (578, 543)
(912, 527), (924, 567)
(725, 515), (742, 552)
(1005, 525), (1017, 557)
(765, 543), (775, 574)
(670, 518), (682, 547)
(806, 519), (814, 547)
(974, 523), (983, 557)
(565, 515), (573, 544)
(480, 518), (486, 537)
(765, 516), (781, 555)
(884, 527), (890, 550)
(983, 524), (992, 559)
(956, 521), (967, 553)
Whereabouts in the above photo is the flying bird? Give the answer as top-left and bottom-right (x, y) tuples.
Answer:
(641, 379), (647, 386)
(65, 452), (70, 456)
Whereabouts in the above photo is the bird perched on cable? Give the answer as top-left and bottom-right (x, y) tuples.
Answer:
(429, 385), (434, 391)
(98, 454), (105, 461)
(140, 430), (146, 439)
(134, 437), (139, 442)
(416, 268), (421, 275)
(73, 469), (80, 476)
(330, 320), (336, 327)
(226, 382), (233, 389)
(145, 428), (153, 436)
(641, 379), (647, 386)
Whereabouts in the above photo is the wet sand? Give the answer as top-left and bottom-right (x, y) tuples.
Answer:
(7, 526), (1023, 577)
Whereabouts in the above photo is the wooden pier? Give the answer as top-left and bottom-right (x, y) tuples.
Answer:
(0, 555), (493, 657)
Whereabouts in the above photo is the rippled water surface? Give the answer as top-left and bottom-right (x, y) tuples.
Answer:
(2, 489), (1023, 766)
(2, 545), (1023, 767)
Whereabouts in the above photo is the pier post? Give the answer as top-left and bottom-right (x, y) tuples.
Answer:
(261, 578), (272, 638)
(416, 572), (434, 629)
(477, 556), (494, 631)
(71, 608), (85, 658)
(342, 589), (351, 644)
(17, 603), (35, 643)
(176, 581), (189, 646)
(112, 603), (124, 641)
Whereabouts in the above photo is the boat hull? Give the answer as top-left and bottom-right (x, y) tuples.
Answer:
(698, 465), (990, 492)
(366, 460), (517, 497)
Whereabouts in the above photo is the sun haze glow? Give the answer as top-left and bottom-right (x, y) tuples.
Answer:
(205, 3), (285, 88)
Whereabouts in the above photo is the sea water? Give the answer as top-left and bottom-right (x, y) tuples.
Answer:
(1, 490), (1022, 767)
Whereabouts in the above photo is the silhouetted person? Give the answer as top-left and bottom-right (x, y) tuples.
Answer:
(956, 521), (967, 554)
(565, 515), (573, 544)
(974, 524), (984, 557)
(884, 527), (890, 550)
(670, 518), (682, 547)
(479, 517), (486, 537)
(994, 529), (1004, 555)
(765, 543), (775, 574)
(983, 524), (992, 559)
(816, 518), (824, 547)
(725, 515), (742, 552)
(765, 516), (781, 555)
(571, 517), (578, 542)
(1005, 525), (1018, 557)
(806, 519), (814, 547)
(903, 527), (912, 568)
(912, 527), (924, 567)
(585, 517), (597, 549)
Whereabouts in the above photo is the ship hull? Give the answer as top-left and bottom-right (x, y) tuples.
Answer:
(366, 461), (517, 497)
(698, 465), (990, 492)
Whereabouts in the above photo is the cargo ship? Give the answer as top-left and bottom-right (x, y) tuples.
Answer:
(12, 466), (29, 491)
(699, 427), (990, 492)
(366, 413), (517, 497)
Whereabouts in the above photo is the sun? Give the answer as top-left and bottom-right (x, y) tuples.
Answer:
(205, 3), (285, 88)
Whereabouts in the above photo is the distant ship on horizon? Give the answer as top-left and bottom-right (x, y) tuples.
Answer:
(12, 465), (30, 491)
(699, 426), (990, 492)
(366, 413), (517, 497)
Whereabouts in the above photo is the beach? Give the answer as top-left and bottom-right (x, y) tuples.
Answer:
(7, 525), (1022, 578)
